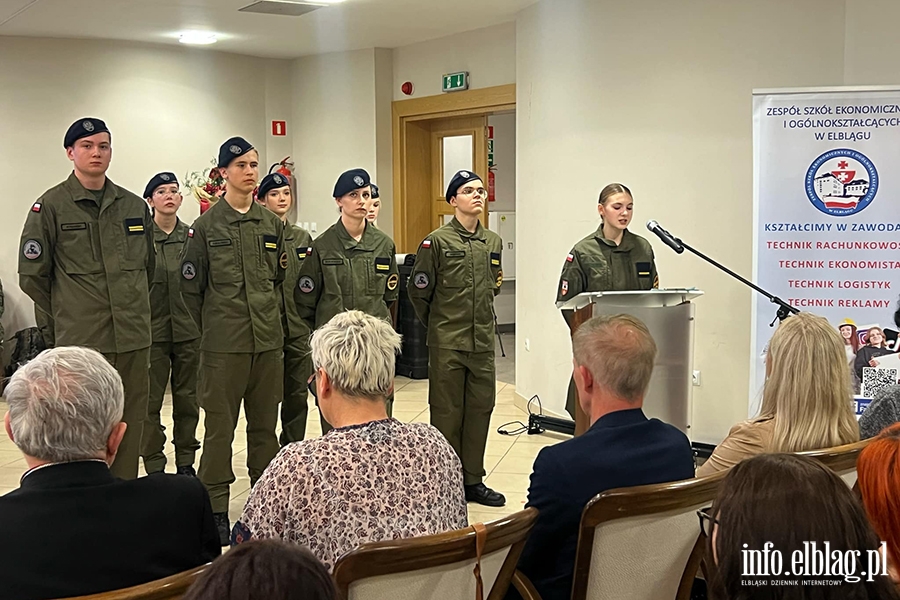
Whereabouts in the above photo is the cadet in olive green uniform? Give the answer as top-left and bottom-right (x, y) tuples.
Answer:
(295, 168), (399, 433)
(18, 118), (154, 481)
(256, 173), (314, 445)
(141, 172), (201, 476)
(180, 137), (285, 542)
(34, 305), (54, 348)
(408, 170), (505, 507)
(557, 183), (658, 418)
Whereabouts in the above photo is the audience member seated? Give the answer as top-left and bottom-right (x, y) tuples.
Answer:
(859, 384), (900, 439)
(0, 347), (220, 600)
(855, 326), (895, 385)
(705, 453), (900, 599)
(697, 312), (859, 477)
(183, 540), (336, 600)
(857, 422), (900, 584)
(233, 310), (468, 570)
(512, 314), (695, 600)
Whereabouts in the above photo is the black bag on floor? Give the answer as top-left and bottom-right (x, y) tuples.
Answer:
(5, 327), (48, 379)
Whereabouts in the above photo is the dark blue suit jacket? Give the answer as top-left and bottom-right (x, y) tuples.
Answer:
(515, 408), (695, 600)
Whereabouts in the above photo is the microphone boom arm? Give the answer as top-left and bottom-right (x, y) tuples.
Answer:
(657, 228), (799, 325)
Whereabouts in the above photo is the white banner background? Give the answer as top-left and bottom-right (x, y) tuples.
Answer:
(752, 87), (900, 415)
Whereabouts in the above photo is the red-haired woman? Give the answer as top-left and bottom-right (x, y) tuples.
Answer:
(858, 422), (900, 585)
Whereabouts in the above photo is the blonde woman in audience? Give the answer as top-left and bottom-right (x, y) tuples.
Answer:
(697, 312), (858, 477)
(704, 454), (900, 599)
(232, 310), (468, 570)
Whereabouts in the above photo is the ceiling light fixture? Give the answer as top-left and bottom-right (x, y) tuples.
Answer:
(179, 31), (218, 45)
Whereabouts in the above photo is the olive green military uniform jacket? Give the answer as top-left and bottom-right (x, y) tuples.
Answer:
(408, 217), (503, 353)
(556, 227), (658, 304)
(283, 224), (313, 340)
(294, 219), (399, 330)
(18, 173), (154, 353)
(180, 198), (285, 353)
(150, 220), (200, 344)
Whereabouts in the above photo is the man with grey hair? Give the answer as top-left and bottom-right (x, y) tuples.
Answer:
(234, 310), (467, 571)
(1, 346), (220, 600)
(512, 315), (695, 600)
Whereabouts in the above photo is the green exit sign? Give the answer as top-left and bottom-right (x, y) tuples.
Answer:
(442, 71), (469, 93)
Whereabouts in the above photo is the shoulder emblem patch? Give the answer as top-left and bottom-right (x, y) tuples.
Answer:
(387, 273), (399, 291)
(181, 261), (197, 280)
(413, 272), (429, 289)
(23, 239), (42, 260)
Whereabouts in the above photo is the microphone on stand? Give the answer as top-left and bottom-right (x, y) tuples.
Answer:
(646, 220), (685, 254)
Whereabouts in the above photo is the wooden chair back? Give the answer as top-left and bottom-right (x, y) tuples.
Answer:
(571, 472), (726, 600)
(59, 565), (207, 600)
(332, 508), (538, 600)
(796, 437), (872, 488)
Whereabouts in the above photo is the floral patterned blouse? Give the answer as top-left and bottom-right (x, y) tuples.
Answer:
(233, 418), (469, 570)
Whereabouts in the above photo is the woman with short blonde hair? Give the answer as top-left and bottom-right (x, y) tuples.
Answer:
(233, 311), (468, 570)
(697, 312), (859, 476)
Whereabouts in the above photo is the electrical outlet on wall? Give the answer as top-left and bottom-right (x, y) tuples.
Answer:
(692, 370), (701, 386)
(525, 338), (530, 351)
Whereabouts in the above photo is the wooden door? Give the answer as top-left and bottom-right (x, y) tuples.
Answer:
(429, 116), (489, 231)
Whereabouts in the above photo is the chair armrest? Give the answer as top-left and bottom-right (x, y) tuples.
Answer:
(511, 570), (543, 600)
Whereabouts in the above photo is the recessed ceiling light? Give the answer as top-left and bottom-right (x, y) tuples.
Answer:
(179, 31), (218, 45)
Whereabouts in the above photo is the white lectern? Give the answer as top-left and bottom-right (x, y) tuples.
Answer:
(557, 289), (703, 437)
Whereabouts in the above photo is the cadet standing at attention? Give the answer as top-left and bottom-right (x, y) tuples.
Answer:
(294, 168), (399, 433)
(180, 137), (285, 544)
(407, 170), (505, 507)
(256, 172), (313, 445)
(141, 172), (201, 477)
(556, 183), (658, 418)
(18, 117), (154, 480)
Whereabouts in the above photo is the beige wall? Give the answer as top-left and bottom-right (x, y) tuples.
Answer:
(0, 36), (288, 341)
(291, 48), (394, 238)
(844, 0), (900, 84)
(515, 0), (845, 443)
(392, 22), (516, 100)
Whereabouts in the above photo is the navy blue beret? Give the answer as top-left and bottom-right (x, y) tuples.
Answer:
(257, 172), (291, 200)
(217, 137), (255, 168)
(64, 117), (110, 148)
(333, 168), (371, 198)
(370, 183), (380, 199)
(445, 170), (482, 203)
(143, 172), (179, 199)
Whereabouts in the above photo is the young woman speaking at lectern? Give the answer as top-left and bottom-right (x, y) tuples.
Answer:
(556, 183), (659, 419)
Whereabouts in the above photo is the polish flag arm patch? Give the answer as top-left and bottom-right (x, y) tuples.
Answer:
(565, 253), (574, 263)
(188, 228), (194, 238)
(31, 202), (42, 213)
(421, 239), (431, 249)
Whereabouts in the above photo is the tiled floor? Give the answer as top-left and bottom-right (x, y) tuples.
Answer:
(0, 377), (568, 527)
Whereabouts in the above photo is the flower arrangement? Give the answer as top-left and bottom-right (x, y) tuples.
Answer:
(184, 159), (225, 214)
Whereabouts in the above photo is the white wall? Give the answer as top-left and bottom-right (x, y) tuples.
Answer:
(291, 48), (393, 237)
(0, 37), (289, 343)
(515, 0), (845, 443)
(393, 22), (516, 100)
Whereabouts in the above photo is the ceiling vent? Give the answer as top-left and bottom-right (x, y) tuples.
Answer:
(239, 0), (324, 17)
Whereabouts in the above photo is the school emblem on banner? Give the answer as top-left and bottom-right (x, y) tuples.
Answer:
(805, 149), (878, 216)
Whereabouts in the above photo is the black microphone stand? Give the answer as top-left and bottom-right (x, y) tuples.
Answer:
(665, 231), (799, 326)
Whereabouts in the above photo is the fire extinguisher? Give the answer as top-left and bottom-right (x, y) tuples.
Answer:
(488, 168), (496, 202)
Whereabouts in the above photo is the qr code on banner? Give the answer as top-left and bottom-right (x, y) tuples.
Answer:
(862, 368), (899, 399)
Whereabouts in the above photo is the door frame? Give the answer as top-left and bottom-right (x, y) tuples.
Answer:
(392, 83), (516, 252)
